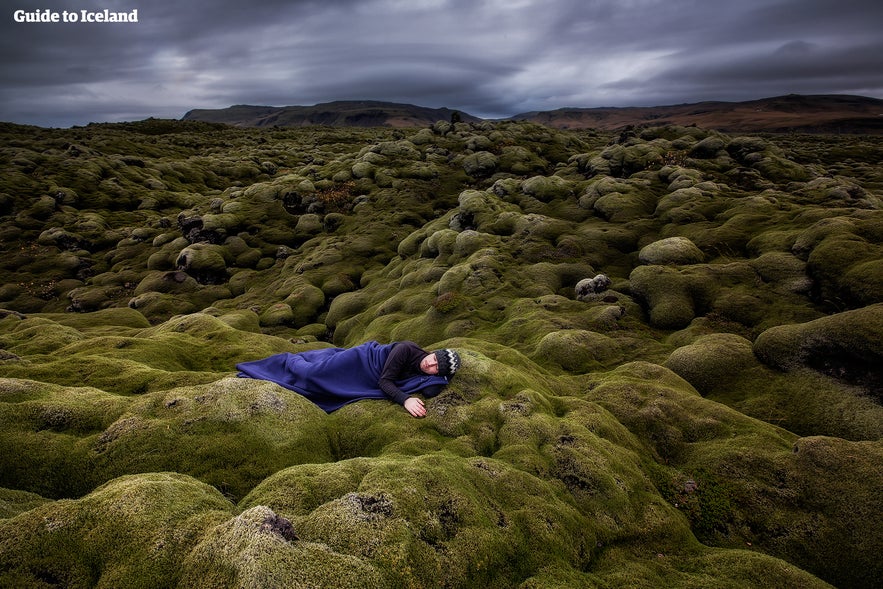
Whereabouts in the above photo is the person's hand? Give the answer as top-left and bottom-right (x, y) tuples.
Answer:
(403, 397), (426, 418)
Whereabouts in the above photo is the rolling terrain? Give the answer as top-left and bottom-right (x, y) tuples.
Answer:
(511, 94), (883, 133)
(183, 94), (883, 134)
(183, 100), (481, 128)
(1, 117), (881, 587)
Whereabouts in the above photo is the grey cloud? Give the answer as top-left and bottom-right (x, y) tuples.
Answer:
(1, 0), (881, 127)
(629, 39), (883, 101)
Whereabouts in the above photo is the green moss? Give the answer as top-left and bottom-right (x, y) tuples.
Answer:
(638, 237), (705, 266)
(0, 487), (50, 519)
(279, 279), (326, 327)
(0, 473), (234, 588)
(628, 265), (698, 329)
(133, 270), (200, 296)
(1, 121), (881, 588)
(664, 334), (758, 395)
(807, 233), (883, 307)
(535, 329), (622, 373)
(521, 175), (574, 202)
(241, 453), (598, 588)
(432, 290), (466, 313)
(587, 545), (832, 588)
(708, 366), (883, 441)
(753, 304), (883, 393)
(2, 376), (332, 500)
(176, 243), (231, 283)
(128, 291), (199, 321)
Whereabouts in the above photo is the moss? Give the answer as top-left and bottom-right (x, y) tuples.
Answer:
(521, 175), (574, 202)
(280, 279), (326, 327)
(841, 257), (883, 305)
(325, 289), (373, 329)
(2, 376), (331, 500)
(0, 487), (51, 519)
(213, 308), (262, 332)
(598, 360), (883, 586)
(587, 545), (832, 588)
(708, 366), (883, 441)
(749, 252), (812, 294)
(133, 270), (200, 296)
(751, 153), (811, 183)
(807, 233), (883, 307)
(725, 135), (769, 163)
(432, 290), (466, 314)
(461, 151), (498, 177)
(35, 307), (150, 329)
(593, 190), (655, 222)
(183, 504), (385, 588)
(0, 473), (234, 587)
(498, 145), (547, 175)
(753, 304), (883, 395)
(259, 302), (295, 327)
(664, 334), (758, 395)
(1, 121), (881, 588)
(128, 291), (199, 321)
(628, 265), (697, 329)
(689, 135), (727, 159)
(240, 453), (597, 588)
(638, 237), (705, 266)
(455, 189), (518, 234)
(534, 329), (622, 373)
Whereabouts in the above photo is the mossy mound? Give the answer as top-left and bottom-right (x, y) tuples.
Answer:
(0, 473), (235, 587)
(2, 120), (882, 587)
(638, 236), (705, 266)
(753, 304), (883, 396)
(628, 265), (701, 329)
(664, 333), (758, 395)
(534, 329), (622, 372)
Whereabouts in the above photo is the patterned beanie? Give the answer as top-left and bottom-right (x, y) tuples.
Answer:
(435, 349), (461, 377)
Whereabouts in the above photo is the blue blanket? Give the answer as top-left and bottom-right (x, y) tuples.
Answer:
(236, 341), (450, 412)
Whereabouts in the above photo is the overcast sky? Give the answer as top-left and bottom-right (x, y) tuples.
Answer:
(2, 0), (882, 127)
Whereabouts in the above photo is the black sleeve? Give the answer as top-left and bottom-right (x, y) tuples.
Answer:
(378, 344), (412, 405)
(378, 342), (423, 405)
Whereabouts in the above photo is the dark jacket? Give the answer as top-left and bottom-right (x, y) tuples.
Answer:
(378, 341), (444, 404)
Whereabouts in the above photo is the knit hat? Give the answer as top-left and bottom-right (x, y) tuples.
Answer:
(434, 349), (461, 377)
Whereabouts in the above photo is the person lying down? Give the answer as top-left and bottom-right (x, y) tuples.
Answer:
(236, 340), (461, 417)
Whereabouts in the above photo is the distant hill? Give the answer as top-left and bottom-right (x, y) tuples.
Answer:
(183, 95), (883, 133)
(182, 100), (480, 128)
(510, 94), (883, 134)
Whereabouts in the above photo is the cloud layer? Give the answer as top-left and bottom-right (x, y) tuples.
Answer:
(3, 0), (882, 127)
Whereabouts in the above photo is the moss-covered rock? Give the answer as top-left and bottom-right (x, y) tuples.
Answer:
(1, 120), (881, 588)
(0, 473), (234, 587)
(638, 236), (705, 266)
(521, 175), (574, 202)
(689, 135), (727, 159)
(664, 333), (758, 395)
(753, 304), (883, 395)
(176, 243), (231, 284)
(805, 229), (883, 307)
(534, 329), (622, 372)
(628, 265), (698, 329)
(461, 151), (498, 177)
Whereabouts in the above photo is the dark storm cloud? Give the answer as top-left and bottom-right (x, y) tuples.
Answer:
(1, 0), (881, 127)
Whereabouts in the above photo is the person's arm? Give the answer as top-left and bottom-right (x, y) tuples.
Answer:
(378, 343), (416, 405)
(379, 343), (429, 417)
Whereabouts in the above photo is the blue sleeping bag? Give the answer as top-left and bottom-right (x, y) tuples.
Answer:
(236, 340), (450, 412)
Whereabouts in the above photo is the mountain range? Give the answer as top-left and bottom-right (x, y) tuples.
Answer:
(183, 94), (883, 133)
(182, 100), (481, 129)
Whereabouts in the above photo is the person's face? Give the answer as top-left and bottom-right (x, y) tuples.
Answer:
(420, 353), (439, 375)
